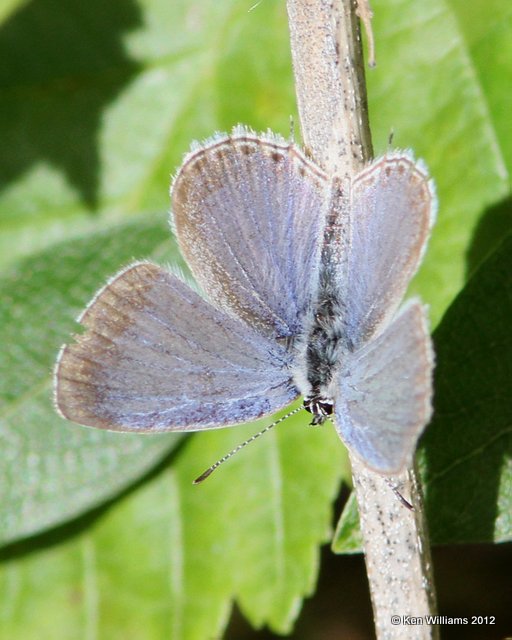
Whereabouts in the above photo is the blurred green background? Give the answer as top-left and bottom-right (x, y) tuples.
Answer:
(1, 0), (511, 638)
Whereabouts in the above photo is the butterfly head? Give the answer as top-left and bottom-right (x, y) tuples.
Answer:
(303, 393), (333, 425)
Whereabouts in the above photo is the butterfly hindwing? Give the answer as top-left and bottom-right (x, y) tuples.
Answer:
(55, 262), (298, 431)
(334, 300), (434, 474)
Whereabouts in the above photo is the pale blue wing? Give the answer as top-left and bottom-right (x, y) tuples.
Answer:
(171, 127), (330, 338)
(344, 153), (436, 349)
(55, 262), (298, 431)
(334, 300), (434, 474)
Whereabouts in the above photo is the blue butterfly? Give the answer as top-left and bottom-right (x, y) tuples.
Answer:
(55, 126), (435, 474)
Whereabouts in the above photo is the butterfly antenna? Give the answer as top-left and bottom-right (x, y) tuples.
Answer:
(193, 406), (303, 484)
(385, 478), (414, 511)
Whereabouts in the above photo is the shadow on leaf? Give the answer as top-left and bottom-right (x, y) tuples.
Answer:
(0, 0), (142, 208)
(422, 232), (512, 543)
(465, 194), (512, 278)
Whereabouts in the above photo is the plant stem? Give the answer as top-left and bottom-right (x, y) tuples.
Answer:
(286, 1), (438, 638)
(287, 0), (372, 179)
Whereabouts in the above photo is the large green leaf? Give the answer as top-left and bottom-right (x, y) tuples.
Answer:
(368, 0), (511, 327)
(0, 0), (296, 270)
(421, 232), (512, 544)
(334, 231), (512, 552)
(333, 0), (512, 555)
(0, 412), (345, 638)
(1, 0), (511, 637)
(0, 219), (180, 544)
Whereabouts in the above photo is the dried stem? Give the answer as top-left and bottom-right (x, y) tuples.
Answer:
(287, 0), (372, 180)
(286, 0), (438, 637)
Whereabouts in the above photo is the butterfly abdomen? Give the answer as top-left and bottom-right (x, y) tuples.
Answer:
(291, 271), (345, 424)
(306, 294), (344, 388)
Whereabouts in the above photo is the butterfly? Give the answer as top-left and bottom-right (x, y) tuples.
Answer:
(54, 126), (436, 475)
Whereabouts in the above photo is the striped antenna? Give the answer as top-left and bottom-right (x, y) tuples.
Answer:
(193, 406), (303, 484)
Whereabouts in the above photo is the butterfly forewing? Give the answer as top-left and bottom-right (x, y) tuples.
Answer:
(344, 154), (436, 349)
(55, 262), (298, 431)
(172, 127), (330, 338)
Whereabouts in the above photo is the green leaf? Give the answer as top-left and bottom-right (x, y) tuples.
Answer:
(0, 414), (346, 638)
(334, 232), (512, 552)
(0, 0), (295, 271)
(333, 0), (512, 555)
(2, 0), (512, 636)
(0, 219), (179, 544)
(368, 0), (512, 327)
(421, 232), (512, 544)
(331, 491), (362, 554)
